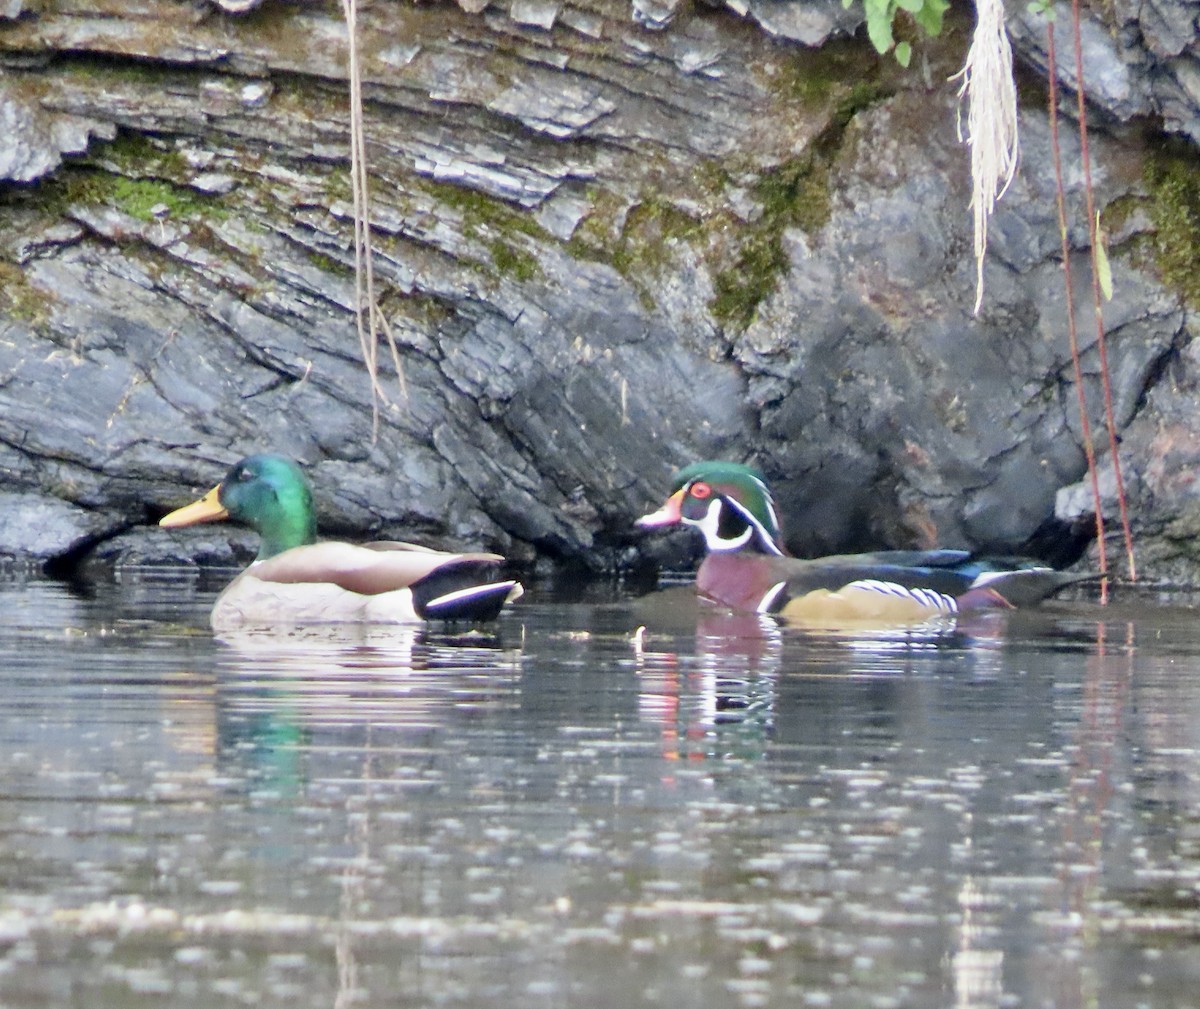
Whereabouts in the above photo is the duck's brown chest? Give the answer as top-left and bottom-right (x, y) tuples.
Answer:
(696, 553), (784, 613)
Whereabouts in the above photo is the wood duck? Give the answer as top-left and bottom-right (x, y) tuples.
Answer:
(160, 454), (522, 631)
(636, 461), (1090, 623)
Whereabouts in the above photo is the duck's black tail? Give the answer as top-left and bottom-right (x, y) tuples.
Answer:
(411, 560), (523, 622)
(964, 568), (1101, 608)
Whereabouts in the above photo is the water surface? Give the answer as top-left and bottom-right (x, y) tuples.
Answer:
(1, 572), (1199, 1008)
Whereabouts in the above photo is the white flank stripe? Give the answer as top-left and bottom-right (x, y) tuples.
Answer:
(427, 581), (519, 610)
(970, 567), (1048, 588)
(757, 581), (788, 613)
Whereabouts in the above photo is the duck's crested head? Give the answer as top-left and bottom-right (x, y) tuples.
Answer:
(637, 460), (784, 556)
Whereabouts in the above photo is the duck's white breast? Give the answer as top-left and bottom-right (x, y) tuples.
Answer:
(210, 571), (420, 632)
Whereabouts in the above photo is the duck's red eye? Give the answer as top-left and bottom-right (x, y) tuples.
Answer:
(690, 482), (712, 500)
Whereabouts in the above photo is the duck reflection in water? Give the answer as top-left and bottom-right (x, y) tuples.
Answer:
(629, 581), (1028, 765)
(632, 603), (783, 762)
(211, 622), (520, 794)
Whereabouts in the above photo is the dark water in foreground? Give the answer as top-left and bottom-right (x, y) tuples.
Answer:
(1, 571), (1200, 1009)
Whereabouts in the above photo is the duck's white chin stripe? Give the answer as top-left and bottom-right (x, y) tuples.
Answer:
(722, 495), (783, 555)
(693, 500), (751, 552)
(691, 498), (780, 554)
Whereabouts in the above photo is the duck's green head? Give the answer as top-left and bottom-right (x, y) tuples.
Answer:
(636, 460), (785, 556)
(160, 454), (318, 560)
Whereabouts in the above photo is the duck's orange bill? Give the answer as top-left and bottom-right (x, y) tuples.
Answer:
(160, 485), (229, 528)
(635, 488), (685, 528)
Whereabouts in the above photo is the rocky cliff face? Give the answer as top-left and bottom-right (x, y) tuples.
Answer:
(0, 0), (1196, 580)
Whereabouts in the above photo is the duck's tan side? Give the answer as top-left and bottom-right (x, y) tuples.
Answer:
(780, 581), (956, 626)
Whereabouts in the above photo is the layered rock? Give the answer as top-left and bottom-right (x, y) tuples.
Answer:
(0, 0), (1194, 581)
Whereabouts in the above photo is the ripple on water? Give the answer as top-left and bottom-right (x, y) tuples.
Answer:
(3, 583), (1200, 1007)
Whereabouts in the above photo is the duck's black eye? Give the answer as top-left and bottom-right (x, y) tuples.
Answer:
(235, 467), (254, 482)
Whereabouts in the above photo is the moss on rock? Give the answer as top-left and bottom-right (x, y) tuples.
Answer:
(0, 260), (54, 327)
(418, 178), (546, 282)
(708, 155), (834, 331)
(1144, 141), (1200, 308)
(704, 49), (889, 332)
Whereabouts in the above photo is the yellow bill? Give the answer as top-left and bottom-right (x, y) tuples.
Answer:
(160, 485), (229, 528)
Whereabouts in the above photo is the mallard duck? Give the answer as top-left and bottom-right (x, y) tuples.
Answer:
(636, 460), (1091, 622)
(160, 454), (522, 631)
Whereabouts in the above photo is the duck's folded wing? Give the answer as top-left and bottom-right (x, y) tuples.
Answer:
(360, 540), (502, 556)
(783, 561), (974, 598)
(253, 542), (506, 595)
(784, 558), (1092, 608)
(813, 549), (974, 570)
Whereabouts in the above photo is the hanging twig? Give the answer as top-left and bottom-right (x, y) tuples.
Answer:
(340, 0), (407, 440)
(1068, 0), (1136, 582)
(951, 0), (1020, 314)
(1046, 21), (1108, 602)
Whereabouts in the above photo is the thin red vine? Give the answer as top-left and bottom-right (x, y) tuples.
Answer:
(1046, 21), (1109, 602)
(1069, 0), (1137, 583)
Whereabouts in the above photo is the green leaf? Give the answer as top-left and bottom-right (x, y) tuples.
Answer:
(1095, 211), (1114, 301)
(865, 10), (895, 54)
(895, 0), (925, 13)
(913, 0), (949, 35)
(894, 40), (912, 66)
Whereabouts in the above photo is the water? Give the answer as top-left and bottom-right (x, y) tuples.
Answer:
(1, 571), (1200, 1009)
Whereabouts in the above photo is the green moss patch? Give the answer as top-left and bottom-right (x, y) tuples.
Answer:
(109, 175), (212, 222)
(767, 41), (885, 108)
(0, 260), (53, 327)
(29, 161), (222, 228)
(101, 131), (189, 178)
(1144, 141), (1200, 308)
(702, 49), (889, 331)
(564, 189), (709, 310)
(304, 248), (354, 277)
(418, 178), (547, 281)
(565, 151), (841, 327)
(709, 156), (834, 331)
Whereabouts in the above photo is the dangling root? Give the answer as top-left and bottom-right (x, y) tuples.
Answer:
(952, 0), (1020, 315)
(341, 0), (407, 439)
